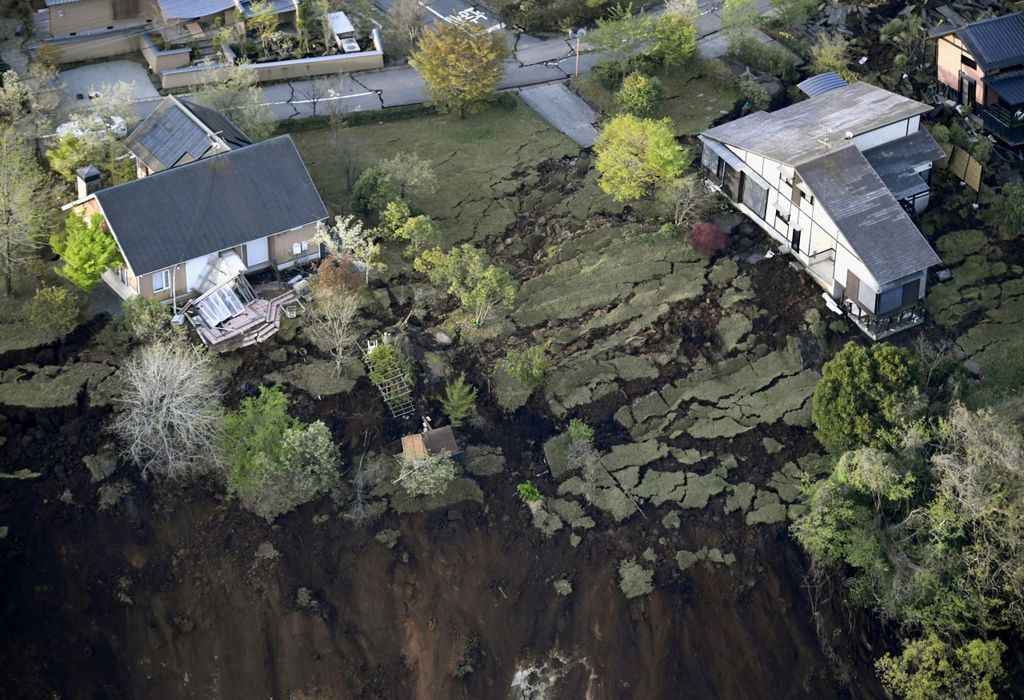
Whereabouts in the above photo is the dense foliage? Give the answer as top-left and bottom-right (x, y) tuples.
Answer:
(875, 634), (1007, 700)
(811, 342), (924, 454)
(440, 372), (478, 428)
(414, 244), (515, 327)
(51, 211), (121, 290)
(690, 221), (726, 257)
(26, 285), (82, 336)
(352, 167), (400, 217)
(410, 22), (510, 115)
(221, 386), (340, 521)
(504, 344), (550, 387)
(615, 73), (666, 116)
(397, 450), (457, 497)
(594, 114), (687, 202)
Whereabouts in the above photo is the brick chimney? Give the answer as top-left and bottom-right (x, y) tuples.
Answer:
(76, 165), (102, 200)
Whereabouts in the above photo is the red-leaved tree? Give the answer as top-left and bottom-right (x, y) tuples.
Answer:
(691, 221), (726, 257)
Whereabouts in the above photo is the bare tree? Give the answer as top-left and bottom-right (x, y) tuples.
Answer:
(344, 452), (387, 526)
(307, 272), (361, 376)
(294, 77), (334, 117)
(110, 341), (223, 478)
(0, 128), (54, 297)
(192, 61), (275, 142)
(390, 0), (426, 53)
(658, 175), (716, 230)
(379, 151), (438, 199)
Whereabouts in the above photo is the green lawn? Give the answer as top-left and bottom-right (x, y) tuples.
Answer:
(287, 101), (579, 229)
(573, 59), (742, 137)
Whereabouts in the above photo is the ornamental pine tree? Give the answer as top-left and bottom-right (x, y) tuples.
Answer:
(51, 211), (121, 290)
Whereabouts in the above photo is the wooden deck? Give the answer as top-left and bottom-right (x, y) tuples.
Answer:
(193, 289), (300, 353)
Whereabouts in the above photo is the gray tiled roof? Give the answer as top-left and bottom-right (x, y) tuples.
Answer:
(862, 130), (945, 201)
(986, 69), (1024, 105)
(798, 146), (940, 286)
(95, 136), (328, 275)
(155, 0), (235, 20)
(956, 12), (1024, 73)
(123, 96), (250, 173)
(702, 82), (932, 166)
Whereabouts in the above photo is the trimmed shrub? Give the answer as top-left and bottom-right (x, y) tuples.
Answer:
(351, 167), (399, 217)
(615, 72), (666, 116)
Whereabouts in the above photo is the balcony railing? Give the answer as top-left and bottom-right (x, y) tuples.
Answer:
(847, 300), (927, 340)
(981, 105), (1024, 146)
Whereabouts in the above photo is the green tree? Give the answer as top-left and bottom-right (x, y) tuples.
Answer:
(0, 128), (54, 297)
(811, 32), (854, 82)
(379, 151), (438, 199)
(567, 418), (595, 443)
(26, 285), (83, 336)
(585, 3), (655, 80)
(991, 182), (1024, 240)
(652, 12), (697, 68)
(192, 61), (275, 142)
(615, 72), (666, 116)
(378, 198), (411, 240)
(50, 211), (121, 290)
(366, 342), (414, 385)
(414, 244), (515, 327)
(504, 344), (550, 387)
(769, 0), (817, 30)
(45, 131), (126, 184)
(120, 295), (179, 345)
(594, 113), (687, 202)
(720, 0), (760, 49)
(351, 167), (399, 216)
(440, 372), (478, 427)
(811, 341), (923, 454)
(396, 214), (438, 256)
(221, 386), (340, 521)
(876, 635), (1007, 700)
(247, 0), (279, 57)
(410, 21), (510, 115)
(397, 450), (456, 496)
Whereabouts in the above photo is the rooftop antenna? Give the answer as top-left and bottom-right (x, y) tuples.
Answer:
(815, 120), (833, 152)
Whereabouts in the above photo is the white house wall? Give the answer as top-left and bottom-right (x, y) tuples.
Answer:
(851, 116), (918, 151)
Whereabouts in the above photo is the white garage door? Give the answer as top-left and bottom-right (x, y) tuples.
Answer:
(246, 237), (270, 268)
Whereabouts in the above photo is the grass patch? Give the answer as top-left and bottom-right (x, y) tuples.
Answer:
(573, 60), (741, 137)
(0, 295), (64, 355)
(288, 100), (578, 224)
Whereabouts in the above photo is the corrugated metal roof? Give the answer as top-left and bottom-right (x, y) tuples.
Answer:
(798, 146), (940, 286)
(862, 130), (946, 201)
(155, 0), (235, 20)
(95, 136), (328, 275)
(986, 69), (1024, 105)
(702, 82), (932, 167)
(797, 72), (848, 97)
(956, 12), (1024, 73)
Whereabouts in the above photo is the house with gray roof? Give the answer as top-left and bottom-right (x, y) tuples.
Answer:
(68, 135), (327, 309)
(934, 12), (1024, 145)
(700, 81), (944, 339)
(124, 95), (252, 177)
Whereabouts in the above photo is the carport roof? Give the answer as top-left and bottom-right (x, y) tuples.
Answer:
(94, 136), (328, 275)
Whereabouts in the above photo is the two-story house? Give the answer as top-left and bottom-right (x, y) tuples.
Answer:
(934, 11), (1024, 146)
(699, 81), (944, 339)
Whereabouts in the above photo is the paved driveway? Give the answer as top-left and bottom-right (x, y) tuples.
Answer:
(57, 60), (161, 122)
(518, 83), (600, 147)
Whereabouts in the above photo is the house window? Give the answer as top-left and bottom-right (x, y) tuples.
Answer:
(877, 287), (904, 315)
(118, 267), (129, 286)
(152, 269), (171, 293)
(961, 54), (977, 70)
(791, 185), (802, 206)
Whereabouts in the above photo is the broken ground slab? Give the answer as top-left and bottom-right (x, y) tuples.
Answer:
(676, 547), (737, 571)
(265, 359), (362, 396)
(617, 339), (816, 442)
(0, 363), (116, 409)
(462, 445), (506, 476)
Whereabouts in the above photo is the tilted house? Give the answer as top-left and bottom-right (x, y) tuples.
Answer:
(72, 135), (326, 306)
(699, 82), (944, 339)
(123, 95), (252, 177)
(934, 12), (1024, 146)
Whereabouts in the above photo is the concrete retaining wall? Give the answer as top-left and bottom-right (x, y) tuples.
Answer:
(140, 33), (191, 73)
(158, 28), (384, 89)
